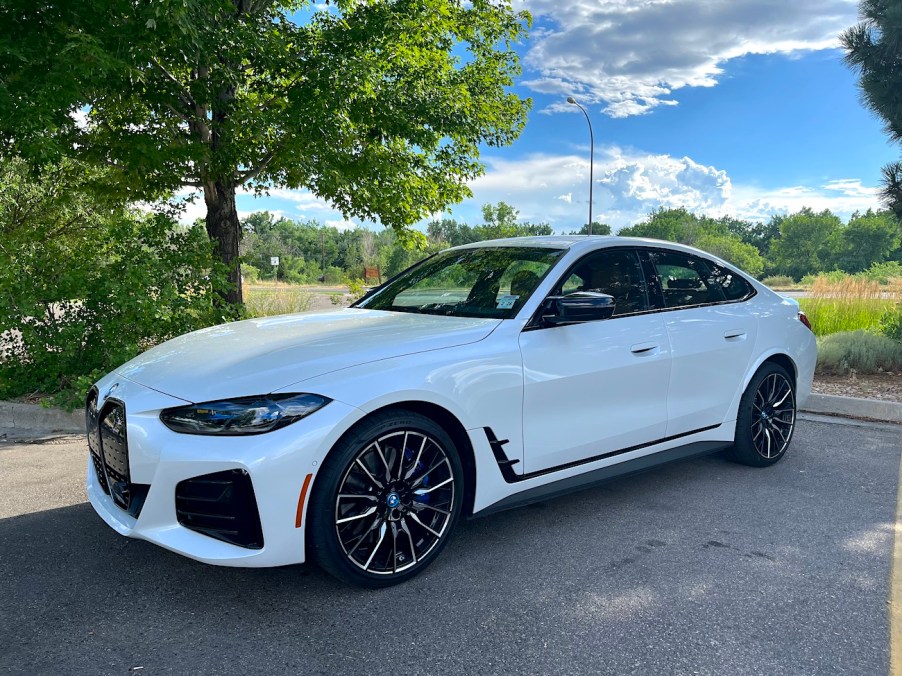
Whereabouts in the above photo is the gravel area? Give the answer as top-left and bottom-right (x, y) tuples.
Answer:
(813, 372), (902, 402)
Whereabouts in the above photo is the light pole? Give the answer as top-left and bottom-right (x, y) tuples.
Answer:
(567, 96), (594, 235)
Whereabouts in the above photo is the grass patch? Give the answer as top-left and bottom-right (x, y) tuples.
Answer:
(761, 275), (795, 289)
(817, 330), (902, 375)
(244, 282), (314, 317)
(798, 277), (897, 336)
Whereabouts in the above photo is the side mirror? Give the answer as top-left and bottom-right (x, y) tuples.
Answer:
(543, 291), (616, 326)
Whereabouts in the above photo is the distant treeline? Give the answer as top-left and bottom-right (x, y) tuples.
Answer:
(241, 202), (902, 283)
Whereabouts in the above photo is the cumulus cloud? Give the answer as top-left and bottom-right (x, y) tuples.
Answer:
(521, 0), (858, 116)
(462, 149), (880, 230)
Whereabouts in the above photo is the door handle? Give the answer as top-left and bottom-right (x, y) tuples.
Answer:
(630, 342), (660, 355)
(724, 330), (746, 340)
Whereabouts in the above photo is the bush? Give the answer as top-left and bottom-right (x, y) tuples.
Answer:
(242, 263), (260, 284)
(347, 278), (366, 300)
(859, 261), (902, 285)
(0, 159), (234, 408)
(816, 330), (902, 374)
(762, 275), (795, 288)
(880, 305), (902, 342)
(323, 265), (346, 285)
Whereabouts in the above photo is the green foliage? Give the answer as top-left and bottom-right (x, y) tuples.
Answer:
(427, 202), (553, 246)
(880, 305), (902, 342)
(761, 275), (795, 289)
(835, 210), (901, 273)
(816, 330), (902, 374)
(244, 285), (313, 318)
(1, 0), (533, 304)
(568, 223), (613, 235)
(767, 208), (844, 280)
(347, 279), (366, 300)
(860, 260), (902, 283)
(617, 208), (764, 276)
(242, 264), (260, 284)
(798, 276), (895, 336)
(843, 3), (902, 218)
(0, 159), (233, 407)
(323, 266), (346, 285)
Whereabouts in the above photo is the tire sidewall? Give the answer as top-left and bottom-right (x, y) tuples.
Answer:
(309, 410), (464, 588)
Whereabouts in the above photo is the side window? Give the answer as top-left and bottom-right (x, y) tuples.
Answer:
(649, 251), (724, 308)
(707, 262), (754, 301)
(558, 249), (649, 316)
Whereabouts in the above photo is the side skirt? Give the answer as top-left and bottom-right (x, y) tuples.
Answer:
(473, 440), (729, 518)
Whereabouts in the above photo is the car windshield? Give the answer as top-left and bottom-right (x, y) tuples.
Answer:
(354, 246), (565, 319)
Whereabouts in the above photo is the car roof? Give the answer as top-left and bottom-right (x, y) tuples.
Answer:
(449, 235), (700, 257)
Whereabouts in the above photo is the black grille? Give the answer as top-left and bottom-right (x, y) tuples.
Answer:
(175, 470), (264, 550)
(85, 388), (148, 517)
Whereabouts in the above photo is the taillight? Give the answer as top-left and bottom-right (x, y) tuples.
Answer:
(798, 311), (812, 331)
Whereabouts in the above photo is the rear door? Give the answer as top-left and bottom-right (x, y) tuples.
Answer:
(642, 249), (758, 436)
(519, 248), (672, 473)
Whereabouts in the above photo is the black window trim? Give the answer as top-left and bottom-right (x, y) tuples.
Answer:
(525, 244), (757, 330)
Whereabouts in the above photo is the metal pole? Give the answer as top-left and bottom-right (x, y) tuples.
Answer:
(567, 97), (594, 235)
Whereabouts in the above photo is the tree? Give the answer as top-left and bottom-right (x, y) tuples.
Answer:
(768, 208), (843, 280)
(0, 0), (531, 304)
(834, 209), (901, 272)
(842, 1), (902, 218)
(569, 223), (612, 235)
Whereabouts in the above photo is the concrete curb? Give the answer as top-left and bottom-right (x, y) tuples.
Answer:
(1, 391), (900, 441)
(801, 393), (902, 425)
(0, 401), (84, 439)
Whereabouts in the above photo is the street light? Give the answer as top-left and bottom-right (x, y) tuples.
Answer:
(567, 96), (594, 235)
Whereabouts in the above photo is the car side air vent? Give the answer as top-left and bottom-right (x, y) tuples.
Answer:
(175, 469), (264, 550)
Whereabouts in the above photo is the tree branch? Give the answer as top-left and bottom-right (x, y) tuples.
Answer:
(237, 142), (285, 183)
(150, 56), (198, 112)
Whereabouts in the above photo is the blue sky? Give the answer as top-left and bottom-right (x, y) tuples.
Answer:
(221, 0), (897, 233)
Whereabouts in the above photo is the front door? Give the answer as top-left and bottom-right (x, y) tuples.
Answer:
(519, 248), (672, 474)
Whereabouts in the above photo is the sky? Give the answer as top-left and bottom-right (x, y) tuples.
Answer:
(216, 0), (898, 233)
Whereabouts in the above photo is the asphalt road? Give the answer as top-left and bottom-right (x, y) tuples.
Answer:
(0, 417), (899, 675)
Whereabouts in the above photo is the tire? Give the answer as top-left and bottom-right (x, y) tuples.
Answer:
(726, 362), (797, 467)
(308, 409), (464, 588)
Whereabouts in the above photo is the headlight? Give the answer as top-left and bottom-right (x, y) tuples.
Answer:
(160, 393), (331, 436)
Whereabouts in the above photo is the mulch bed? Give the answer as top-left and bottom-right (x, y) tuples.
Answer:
(812, 372), (902, 402)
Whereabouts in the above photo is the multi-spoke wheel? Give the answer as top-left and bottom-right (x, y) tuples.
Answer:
(727, 362), (796, 467)
(309, 410), (463, 587)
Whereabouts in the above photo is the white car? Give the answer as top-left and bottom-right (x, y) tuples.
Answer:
(86, 236), (816, 587)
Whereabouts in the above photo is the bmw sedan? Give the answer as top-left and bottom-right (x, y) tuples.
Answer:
(86, 236), (816, 587)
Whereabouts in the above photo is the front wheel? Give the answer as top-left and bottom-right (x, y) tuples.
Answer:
(308, 410), (463, 588)
(727, 362), (797, 467)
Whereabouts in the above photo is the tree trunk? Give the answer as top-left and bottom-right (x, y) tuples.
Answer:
(204, 181), (242, 306)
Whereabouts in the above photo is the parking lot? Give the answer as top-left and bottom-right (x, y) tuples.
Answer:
(1, 416), (899, 675)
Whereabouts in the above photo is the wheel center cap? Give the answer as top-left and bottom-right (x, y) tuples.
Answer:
(385, 492), (401, 509)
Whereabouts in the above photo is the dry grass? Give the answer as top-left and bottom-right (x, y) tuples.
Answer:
(798, 277), (898, 336)
(243, 282), (315, 317)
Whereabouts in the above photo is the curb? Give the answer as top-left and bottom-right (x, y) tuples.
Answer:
(801, 393), (902, 425)
(0, 401), (84, 440)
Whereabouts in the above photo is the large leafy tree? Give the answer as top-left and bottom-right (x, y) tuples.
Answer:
(0, 0), (531, 303)
(767, 208), (843, 280)
(842, 1), (902, 219)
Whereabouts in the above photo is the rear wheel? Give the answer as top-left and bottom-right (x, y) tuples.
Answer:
(309, 410), (463, 588)
(727, 362), (796, 467)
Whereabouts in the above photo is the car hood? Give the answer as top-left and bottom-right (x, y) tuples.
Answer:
(114, 309), (501, 403)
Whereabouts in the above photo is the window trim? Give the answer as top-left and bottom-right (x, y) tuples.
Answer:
(525, 245), (757, 330)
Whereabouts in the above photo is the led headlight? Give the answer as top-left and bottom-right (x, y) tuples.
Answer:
(160, 393), (331, 436)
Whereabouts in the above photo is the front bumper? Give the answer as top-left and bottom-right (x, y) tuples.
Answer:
(86, 373), (363, 567)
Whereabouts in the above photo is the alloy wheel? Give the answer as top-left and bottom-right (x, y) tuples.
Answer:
(751, 372), (795, 460)
(333, 430), (455, 575)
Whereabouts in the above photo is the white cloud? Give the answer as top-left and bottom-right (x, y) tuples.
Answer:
(521, 0), (858, 116)
(460, 149), (881, 230)
(325, 218), (359, 231)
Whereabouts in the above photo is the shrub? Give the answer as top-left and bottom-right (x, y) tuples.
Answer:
(0, 159), (234, 408)
(859, 260), (902, 285)
(762, 275), (795, 288)
(347, 278), (366, 300)
(798, 277), (895, 336)
(323, 265), (346, 285)
(242, 263), (260, 284)
(816, 330), (902, 374)
(880, 305), (902, 342)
